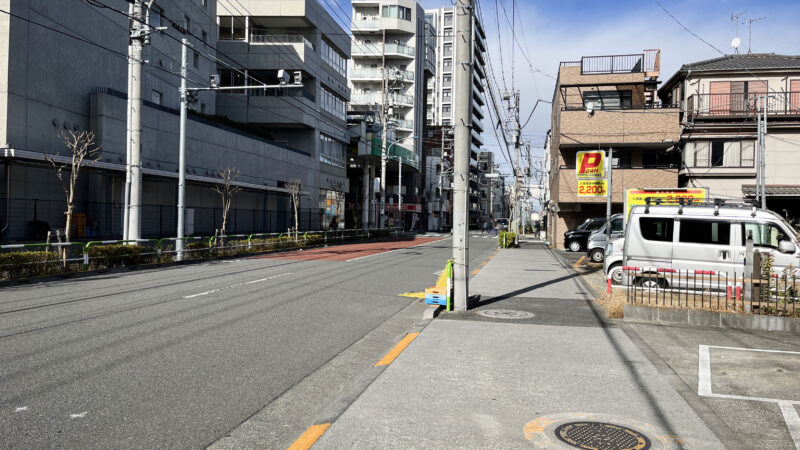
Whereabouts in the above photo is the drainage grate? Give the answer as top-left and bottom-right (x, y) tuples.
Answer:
(554, 421), (651, 450)
(476, 309), (535, 320)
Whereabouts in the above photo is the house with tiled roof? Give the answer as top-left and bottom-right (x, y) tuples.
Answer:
(659, 53), (800, 225)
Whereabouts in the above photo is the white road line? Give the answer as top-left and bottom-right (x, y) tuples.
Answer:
(697, 345), (712, 397)
(14, 406), (27, 412)
(182, 273), (292, 299)
(70, 412), (87, 419)
(779, 401), (800, 449)
(346, 238), (449, 262)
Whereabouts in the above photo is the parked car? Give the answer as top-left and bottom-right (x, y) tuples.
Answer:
(564, 217), (606, 252)
(623, 203), (800, 289)
(586, 214), (624, 262)
(603, 237), (625, 284)
(495, 218), (509, 231)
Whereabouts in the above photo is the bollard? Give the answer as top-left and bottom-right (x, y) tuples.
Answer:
(607, 277), (612, 294)
(82, 252), (89, 270)
(726, 285), (732, 301)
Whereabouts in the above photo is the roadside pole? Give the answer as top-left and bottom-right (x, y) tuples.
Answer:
(176, 38), (188, 261)
(452, 0), (473, 311)
(128, 0), (145, 241)
(761, 96), (768, 210)
(756, 97), (761, 204)
(123, 1), (134, 240)
(606, 147), (613, 241)
(398, 156), (402, 229)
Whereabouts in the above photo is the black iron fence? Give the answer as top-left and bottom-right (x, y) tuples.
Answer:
(688, 92), (800, 118)
(1, 198), (323, 243)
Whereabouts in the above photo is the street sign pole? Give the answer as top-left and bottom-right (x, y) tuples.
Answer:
(606, 147), (613, 241)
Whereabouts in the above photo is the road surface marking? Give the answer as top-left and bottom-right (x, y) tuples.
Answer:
(375, 332), (420, 366)
(780, 402), (800, 449)
(471, 268), (480, 275)
(398, 292), (425, 299)
(14, 406), (27, 412)
(345, 238), (446, 262)
(481, 261), (488, 266)
(182, 273), (292, 299)
(287, 423), (331, 450)
(70, 412), (87, 419)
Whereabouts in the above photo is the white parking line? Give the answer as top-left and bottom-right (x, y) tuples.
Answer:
(779, 402), (800, 449)
(182, 273), (292, 299)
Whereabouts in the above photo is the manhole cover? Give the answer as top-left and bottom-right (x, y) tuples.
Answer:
(555, 421), (651, 450)
(476, 309), (535, 319)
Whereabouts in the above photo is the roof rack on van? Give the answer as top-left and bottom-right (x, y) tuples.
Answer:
(642, 197), (759, 215)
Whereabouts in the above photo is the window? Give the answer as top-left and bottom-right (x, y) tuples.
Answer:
(688, 141), (755, 168)
(320, 134), (345, 167)
(321, 87), (346, 121)
(442, 89), (451, 101)
(444, 13), (453, 26)
(382, 5), (411, 20)
(582, 90), (632, 110)
(201, 30), (207, 46)
(149, 4), (163, 29)
(151, 90), (163, 105)
(218, 68), (246, 93)
(321, 39), (347, 78)
(443, 43), (452, 57)
(193, 50), (199, 68)
(184, 15), (191, 34)
(442, 105), (451, 116)
(443, 59), (452, 71)
(711, 140), (724, 167)
(679, 219), (730, 245)
(611, 218), (623, 233)
(218, 16), (246, 40)
(742, 222), (789, 249)
(640, 217), (673, 242)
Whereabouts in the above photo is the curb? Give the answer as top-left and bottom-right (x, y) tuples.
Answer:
(624, 304), (800, 332)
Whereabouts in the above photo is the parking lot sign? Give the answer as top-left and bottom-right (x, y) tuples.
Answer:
(577, 179), (607, 197)
(576, 151), (604, 179)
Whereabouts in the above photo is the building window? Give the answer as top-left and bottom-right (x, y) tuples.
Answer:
(321, 87), (346, 121)
(382, 5), (411, 20)
(443, 59), (452, 71)
(184, 15), (191, 34)
(443, 43), (452, 57)
(320, 189), (345, 228)
(442, 89), (451, 101)
(321, 39), (347, 78)
(442, 105), (451, 116)
(193, 50), (199, 68)
(149, 4), (163, 29)
(320, 134), (345, 167)
(444, 13), (453, 26)
(201, 30), (207, 45)
(687, 140), (755, 168)
(151, 90), (163, 105)
(218, 68), (246, 93)
(218, 16), (246, 40)
(582, 90), (632, 110)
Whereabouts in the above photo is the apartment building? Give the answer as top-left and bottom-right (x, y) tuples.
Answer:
(659, 53), (800, 225)
(0, 0), (345, 242)
(477, 151), (504, 224)
(216, 0), (353, 229)
(545, 50), (682, 247)
(424, 6), (488, 227)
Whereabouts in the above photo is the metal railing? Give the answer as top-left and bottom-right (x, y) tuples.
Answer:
(687, 92), (800, 118)
(0, 228), (404, 281)
(623, 266), (798, 317)
(249, 32), (315, 51)
(580, 54), (644, 75)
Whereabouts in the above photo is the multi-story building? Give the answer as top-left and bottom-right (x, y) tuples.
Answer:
(658, 53), (800, 225)
(216, 0), (353, 229)
(545, 50), (682, 248)
(421, 126), (452, 230)
(0, 0), (349, 242)
(424, 6), (488, 227)
(348, 0), (426, 228)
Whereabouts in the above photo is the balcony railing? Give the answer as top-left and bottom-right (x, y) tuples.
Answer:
(351, 92), (414, 105)
(352, 42), (414, 57)
(395, 119), (413, 129)
(249, 32), (314, 51)
(687, 92), (800, 118)
(353, 19), (380, 30)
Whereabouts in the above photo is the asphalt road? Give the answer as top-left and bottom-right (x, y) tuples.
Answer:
(0, 234), (498, 449)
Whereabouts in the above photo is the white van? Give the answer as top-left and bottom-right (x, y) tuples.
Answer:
(623, 203), (800, 288)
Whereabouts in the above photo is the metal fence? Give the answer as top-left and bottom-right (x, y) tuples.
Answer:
(623, 266), (798, 317)
(1, 198), (324, 243)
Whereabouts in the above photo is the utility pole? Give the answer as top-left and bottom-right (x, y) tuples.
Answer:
(606, 147), (613, 241)
(398, 156), (402, 228)
(453, 0), (473, 311)
(760, 96), (768, 209)
(756, 97), (761, 204)
(123, 1), (134, 240)
(176, 37), (189, 261)
(127, 0), (147, 241)
(379, 29), (388, 228)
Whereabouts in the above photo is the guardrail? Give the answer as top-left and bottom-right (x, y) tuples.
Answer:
(622, 266), (798, 317)
(0, 228), (403, 281)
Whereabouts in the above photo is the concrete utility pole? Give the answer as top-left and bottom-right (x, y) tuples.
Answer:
(380, 30), (388, 228)
(761, 96), (767, 210)
(123, 1), (134, 240)
(362, 163), (369, 230)
(127, 0), (147, 241)
(504, 90), (521, 234)
(176, 37), (189, 261)
(398, 156), (403, 228)
(453, 0), (473, 311)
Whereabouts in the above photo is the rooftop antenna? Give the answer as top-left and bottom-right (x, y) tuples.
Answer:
(741, 16), (766, 54)
(730, 11), (745, 54)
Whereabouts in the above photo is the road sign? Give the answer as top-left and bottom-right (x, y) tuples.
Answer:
(577, 179), (607, 197)
(576, 151), (604, 179)
(624, 188), (708, 219)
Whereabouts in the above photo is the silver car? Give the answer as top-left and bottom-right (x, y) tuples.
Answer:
(603, 237), (625, 284)
(586, 214), (624, 263)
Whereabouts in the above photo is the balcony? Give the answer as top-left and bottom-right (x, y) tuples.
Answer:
(559, 107), (680, 146)
(350, 92), (413, 106)
(556, 167), (678, 203)
(249, 32), (314, 51)
(352, 18), (380, 31)
(395, 119), (413, 130)
(687, 92), (800, 120)
(560, 49), (660, 77)
(352, 42), (415, 58)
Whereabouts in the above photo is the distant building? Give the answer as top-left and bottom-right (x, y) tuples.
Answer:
(546, 50), (682, 248)
(659, 53), (800, 225)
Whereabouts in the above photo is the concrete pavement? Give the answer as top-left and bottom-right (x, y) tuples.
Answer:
(313, 240), (728, 449)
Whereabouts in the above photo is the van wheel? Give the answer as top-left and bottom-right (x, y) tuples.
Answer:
(608, 264), (623, 284)
(589, 248), (604, 263)
(636, 276), (666, 289)
(568, 241), (581, 252)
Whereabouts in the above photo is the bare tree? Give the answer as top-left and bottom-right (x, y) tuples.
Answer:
(214, 167), (242, 236)
(287, 178), (302, 241)
(45, 130), (102, 246)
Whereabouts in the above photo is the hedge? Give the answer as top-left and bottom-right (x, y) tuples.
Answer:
(497, 231), (517, 248)
(87, 244), (157, 269)
(0, 251), (63, 280)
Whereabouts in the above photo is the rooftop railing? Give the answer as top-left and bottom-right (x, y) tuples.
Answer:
(688, 92), (800, 118)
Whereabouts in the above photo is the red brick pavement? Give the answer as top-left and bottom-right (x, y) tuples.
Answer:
(253, 237), (444, 262)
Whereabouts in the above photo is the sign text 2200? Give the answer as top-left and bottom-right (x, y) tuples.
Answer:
(579, 185), (605, 195)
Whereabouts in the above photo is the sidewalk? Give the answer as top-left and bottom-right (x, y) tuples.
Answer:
(312, 240), (726, 449)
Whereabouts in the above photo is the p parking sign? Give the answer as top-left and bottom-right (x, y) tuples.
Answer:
(576, 151), (604, 179)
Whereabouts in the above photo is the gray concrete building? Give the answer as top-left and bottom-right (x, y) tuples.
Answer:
(0, 0), (348, 242)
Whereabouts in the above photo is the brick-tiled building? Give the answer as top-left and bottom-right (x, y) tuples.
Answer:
(546, 50), (682, 248)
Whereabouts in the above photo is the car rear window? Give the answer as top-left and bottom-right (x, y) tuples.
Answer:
(640, 217), (673, 242)
(679, 219), (730, 245)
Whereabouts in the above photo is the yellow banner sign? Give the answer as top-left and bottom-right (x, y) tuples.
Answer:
(577, 179), (607, 197)
(624, 188), (708, 219)
(576, 151), (604, 179)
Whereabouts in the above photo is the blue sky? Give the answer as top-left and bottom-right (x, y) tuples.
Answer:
(328, 0), (800, 176)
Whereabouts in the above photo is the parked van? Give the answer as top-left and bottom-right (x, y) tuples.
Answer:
(623, 203), (800, 288)
(603, 237), (625, 284)
(586, 214), (624, 262)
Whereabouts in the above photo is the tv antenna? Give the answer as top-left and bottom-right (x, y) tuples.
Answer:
(742, 16), (766, 54)
(730, 11), (745, 54)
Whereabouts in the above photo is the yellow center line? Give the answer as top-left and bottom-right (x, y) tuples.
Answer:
(481, 261), (488, 266)
(287, 423), (331, 450)
(375, 332), (420, 366)
(471, 268), (480, 275)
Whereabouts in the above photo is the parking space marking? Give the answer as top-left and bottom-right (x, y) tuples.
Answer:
(572, 256), (586, 268)
(698, 345), (800, 448)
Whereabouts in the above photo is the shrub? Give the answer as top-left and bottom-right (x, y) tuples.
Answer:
(0, 250), (62, 280)
(497, 231), (517, 248)
(185, 241), (211, 259)
(88, 244), (157, 269)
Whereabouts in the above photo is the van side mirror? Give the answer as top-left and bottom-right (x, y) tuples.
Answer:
(778, 240), (796, 254)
